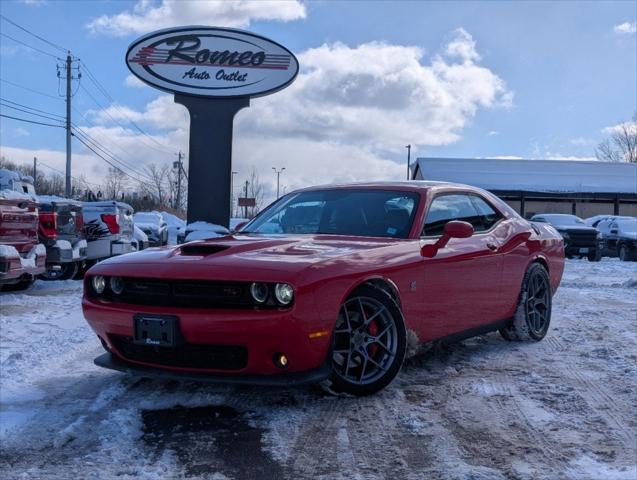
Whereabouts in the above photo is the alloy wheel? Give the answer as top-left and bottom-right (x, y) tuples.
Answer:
(332, 296), (398, 386)
(525, 271), (550, 336)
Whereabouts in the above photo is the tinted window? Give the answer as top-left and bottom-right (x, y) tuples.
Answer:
(244, 189), (419, 239)
(471, 196), (501, 231)
(423, 194), (483, 236)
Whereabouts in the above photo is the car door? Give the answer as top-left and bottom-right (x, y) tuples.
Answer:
(418, 193), (504, 341)
(605, 221), (620, 253)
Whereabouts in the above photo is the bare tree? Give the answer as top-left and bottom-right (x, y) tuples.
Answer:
(596, 112), (637, 163)
(103, 167), (127, 200)
(142, 164), (170, 204)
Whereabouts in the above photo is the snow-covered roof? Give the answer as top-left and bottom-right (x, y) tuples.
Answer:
(413, 158), (637, 194)
(38, 195), (82, 206)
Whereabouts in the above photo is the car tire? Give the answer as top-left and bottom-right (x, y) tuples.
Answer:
(618, 245), (633, 262)
(325, 285), (406, 396)
(39, 264), (65, 281)
(58, 262), (80, 280)
(2, 277), (36, 292)
(499, 263), (552, 342)
(587, 250), (602, 262)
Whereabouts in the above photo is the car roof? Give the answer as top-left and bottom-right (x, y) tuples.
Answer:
(293, 180), (481, 194)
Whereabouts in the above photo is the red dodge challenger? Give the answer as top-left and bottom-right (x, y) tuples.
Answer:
(83, 182), (564, 395)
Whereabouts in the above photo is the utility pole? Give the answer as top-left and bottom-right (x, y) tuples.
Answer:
(173, 151), (183, 210)
(272, 167), (285, 199)
(244, 180), (249, 219)
(405, 144), (411, 180)
(58, 53), (80, 198)
(33, 157), (37, 189)
(65, 53), (72, 197)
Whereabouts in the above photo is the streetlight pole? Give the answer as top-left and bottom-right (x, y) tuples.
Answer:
(405, 144), (411, 180)
(272, 167), (285, 199)
(230, 171), (238, 217)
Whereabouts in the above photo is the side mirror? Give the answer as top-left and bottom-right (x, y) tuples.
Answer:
(421, 220), (474, 258)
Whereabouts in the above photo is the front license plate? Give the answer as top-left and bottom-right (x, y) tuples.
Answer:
(579, 248), (589, 254)
(133, 314), (180, 347)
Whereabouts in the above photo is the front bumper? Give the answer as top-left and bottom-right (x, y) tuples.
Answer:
(94, 352), (331, 386)
(83, 297), (333, 377)
(0, 244), (46, 284)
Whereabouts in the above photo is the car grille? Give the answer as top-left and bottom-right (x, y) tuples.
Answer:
(566, 230), (598, 247)
(108, 278), (256, 309)
(110, 335), (248, 370)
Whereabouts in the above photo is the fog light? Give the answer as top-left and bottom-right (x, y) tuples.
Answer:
(110, 276), (125, 295)
(92, 275), (106, 294)
(273, 353), (288, 369)
(274, 283), (294, 305)
(250, 282), (268, 303)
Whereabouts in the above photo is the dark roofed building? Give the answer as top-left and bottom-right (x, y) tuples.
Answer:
(412, 157), (637, 218)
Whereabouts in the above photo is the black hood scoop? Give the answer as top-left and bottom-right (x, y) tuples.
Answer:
(179, 244), (229, 256)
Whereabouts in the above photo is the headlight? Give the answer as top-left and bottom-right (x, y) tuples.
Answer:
(596, 231), (603, 239)
(274, 283), (294, 305)
(110, 276), (125, 295)
(92, 275), (106, 294)
(250, 282), (269, 303)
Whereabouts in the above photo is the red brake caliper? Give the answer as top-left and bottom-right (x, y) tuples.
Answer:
(367, 320), (379, 357)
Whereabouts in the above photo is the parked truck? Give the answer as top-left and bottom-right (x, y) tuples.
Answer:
(81, 201), (134, 270)
(0, 170), (46, 290)
(37, 196), (88, 280)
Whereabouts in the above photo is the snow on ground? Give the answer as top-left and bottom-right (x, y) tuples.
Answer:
(1, 259), (636, 479)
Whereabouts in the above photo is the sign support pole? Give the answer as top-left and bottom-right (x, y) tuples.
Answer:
(174, 95), (250, 228)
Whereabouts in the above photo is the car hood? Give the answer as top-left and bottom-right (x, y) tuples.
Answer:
(554, 226), (597, 233)
(135, 222), (159, 230)
(91, 234), (405, 281)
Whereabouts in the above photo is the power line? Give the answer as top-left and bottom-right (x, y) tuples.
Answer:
(0, 101), (65, 124)
(0, 112), (64, 128)
(0, 78), (63, 101)
(80, 60), (172, 154)
(72, 125), (155, 182)
(0, 97), (65, 119)
(0, 14), (67, 54)
(0, 32), (60, 59)
(73, 132), (153, 187)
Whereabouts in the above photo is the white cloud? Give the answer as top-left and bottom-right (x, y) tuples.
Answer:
(569, 137), (595, 147)
(4, 29), (512, 203)
(19, 0), (47, 5)
(602, 120), (637, 136)
(87, 0), (306, 37)
(487, 131), (499, 136)
(444, 28), (481, 62)
(543, 154), (597, 161)
(124, 74), (148, 89)
(613, 22), (637, 35)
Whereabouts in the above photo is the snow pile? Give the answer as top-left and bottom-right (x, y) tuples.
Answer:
(0, 189), (38, 202)
(0, 245), (20, 259)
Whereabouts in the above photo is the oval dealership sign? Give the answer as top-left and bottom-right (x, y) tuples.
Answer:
(126, 26), (299, 98)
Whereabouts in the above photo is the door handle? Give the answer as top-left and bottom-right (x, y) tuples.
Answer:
(487, 242), (498, 251)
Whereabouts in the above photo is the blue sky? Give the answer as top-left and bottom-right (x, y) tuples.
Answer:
(0, 0), (635, 196)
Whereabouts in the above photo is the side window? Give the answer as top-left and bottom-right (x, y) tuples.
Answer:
(422, 194), (483, 236)
(470, 195), (502, 231)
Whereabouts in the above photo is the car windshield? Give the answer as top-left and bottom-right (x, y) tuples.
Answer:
(617, 219), (637, 234)
(540, 215), (585, 226)
(242, 189), (420, 239)
(134, 213), (160, 224)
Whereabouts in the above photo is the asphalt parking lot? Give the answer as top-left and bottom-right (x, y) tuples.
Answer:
(1, 259), (636, 479)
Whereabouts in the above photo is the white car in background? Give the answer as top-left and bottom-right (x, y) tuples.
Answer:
(133, 212), (168, 246)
